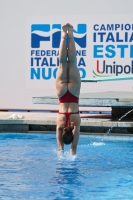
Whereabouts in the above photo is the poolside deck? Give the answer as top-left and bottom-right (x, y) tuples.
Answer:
(0, 111), (133, 134)
(0, 92), (132, 134)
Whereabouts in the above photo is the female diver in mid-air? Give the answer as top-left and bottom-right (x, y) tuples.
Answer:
(56, 23), (81, 155)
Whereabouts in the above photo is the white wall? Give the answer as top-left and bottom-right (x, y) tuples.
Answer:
(0, 0), (133, 110)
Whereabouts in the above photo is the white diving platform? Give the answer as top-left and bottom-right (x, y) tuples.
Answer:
(33, 91), (133, 107)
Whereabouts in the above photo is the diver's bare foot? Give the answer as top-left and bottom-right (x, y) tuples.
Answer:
(67, 23), (73, 37)
(62, 24), (68, 38)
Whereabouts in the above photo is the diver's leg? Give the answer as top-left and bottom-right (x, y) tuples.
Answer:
(68, 62), (81, 96)
(67, 24), (81, 96)
(59, 24), (68, 63)
(56, 24), (68, 97)
(67, 24), (77, 63)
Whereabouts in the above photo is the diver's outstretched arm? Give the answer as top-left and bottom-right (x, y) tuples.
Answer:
(56, 126), (64, 150)
(70, 125), (80, 155)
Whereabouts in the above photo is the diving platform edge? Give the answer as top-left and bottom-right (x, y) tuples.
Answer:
(32, 91), (133, 118)
(32, 91), (133, 107)
(81, 75), (133, 82)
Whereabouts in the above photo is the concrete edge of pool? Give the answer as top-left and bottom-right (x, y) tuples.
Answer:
(0, 111), (133, 134)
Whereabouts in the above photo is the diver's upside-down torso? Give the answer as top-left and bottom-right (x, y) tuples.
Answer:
(57, 89), (81, 128)
(57, 102), (80, 128)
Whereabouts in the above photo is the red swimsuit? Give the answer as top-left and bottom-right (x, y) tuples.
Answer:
(58, 90), (78, 104)
(58, 90), (79, 127)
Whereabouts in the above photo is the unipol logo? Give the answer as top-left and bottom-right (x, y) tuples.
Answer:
(31, 24), (87, 48)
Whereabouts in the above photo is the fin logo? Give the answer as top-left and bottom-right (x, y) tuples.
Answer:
(31, 24), (87, 48)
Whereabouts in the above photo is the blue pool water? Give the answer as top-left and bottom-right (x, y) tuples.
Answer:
(0, 133), (133, 200)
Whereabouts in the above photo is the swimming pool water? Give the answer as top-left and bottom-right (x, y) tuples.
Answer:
(0, 133), (133, 200)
